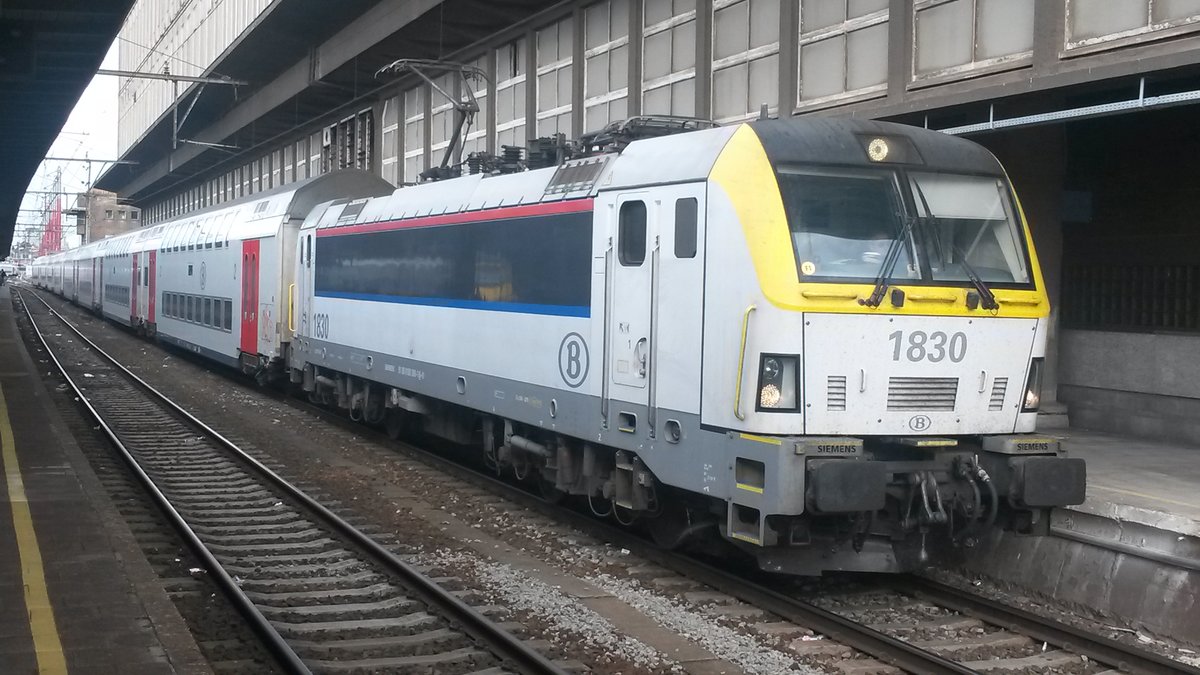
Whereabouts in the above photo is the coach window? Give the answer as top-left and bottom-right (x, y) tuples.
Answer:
(674, 198), (698, 258)
(618, 200), (647, 266)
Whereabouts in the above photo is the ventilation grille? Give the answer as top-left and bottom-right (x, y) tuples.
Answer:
(544, 156), (610, 195)
(827, 375), (847, 411)
(989, 377), (1008, 411)
(887, 377), (958, 411)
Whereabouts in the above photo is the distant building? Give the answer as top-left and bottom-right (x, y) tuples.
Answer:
(68, 189), (142, 242)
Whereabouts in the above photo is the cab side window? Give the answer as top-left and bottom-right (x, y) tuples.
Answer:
(618, 201), (647, 266)
(674, 198), (698, 259)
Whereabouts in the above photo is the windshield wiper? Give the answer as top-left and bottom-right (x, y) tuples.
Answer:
(908, 180), (999, 311)
(860, 215), (917, 308)
(954, 245), (999, 310)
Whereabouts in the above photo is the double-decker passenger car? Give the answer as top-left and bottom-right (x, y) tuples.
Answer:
(36, 117), (1085, 574)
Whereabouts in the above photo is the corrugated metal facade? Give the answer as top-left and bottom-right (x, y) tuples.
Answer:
(117, 0), (274, 154)
(115, 0), (1200, 225)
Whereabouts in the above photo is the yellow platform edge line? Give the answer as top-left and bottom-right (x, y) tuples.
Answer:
(0, 382), (69, 674)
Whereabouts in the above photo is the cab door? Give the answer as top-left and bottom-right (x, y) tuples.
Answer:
(297, 229), (315, 339)
(240, 240), (260, 356)
(604, 193), (655, 433)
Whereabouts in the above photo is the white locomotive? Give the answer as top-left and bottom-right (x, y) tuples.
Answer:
(34, 116), (1085, 574)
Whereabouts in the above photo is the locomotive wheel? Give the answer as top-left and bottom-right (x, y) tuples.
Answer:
(645, 502), (709, 549)
(384, 408), (410, 440)
(537, 474), (567, 504)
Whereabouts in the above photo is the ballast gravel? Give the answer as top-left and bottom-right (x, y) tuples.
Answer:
(585, 572), (821, 675)
(419, 549), (676, 672)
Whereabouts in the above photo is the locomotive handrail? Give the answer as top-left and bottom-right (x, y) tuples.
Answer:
(800, 290), (859, 300)
(288, 283), (295, 332)
(600, 245), (614, 427)
(907, 293), (958, 303)
(734, 304), (756, 421)
(647, 244), (660, 437)
(993, 294), (1040, 306)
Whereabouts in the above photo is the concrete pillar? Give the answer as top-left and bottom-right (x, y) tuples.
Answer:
(977, 125), (1066, 406)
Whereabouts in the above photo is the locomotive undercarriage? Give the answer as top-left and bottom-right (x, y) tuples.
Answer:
(751, 443), (1084, 574)
(295, 363), (1085, 575)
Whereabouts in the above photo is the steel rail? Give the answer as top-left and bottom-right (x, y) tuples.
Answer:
(898, 576), (1200, 675)
(269, 388), (979, 674)
(22, 289), (565, 675)
(16, 289), (309, 674)
(281, 393), (1200, 675)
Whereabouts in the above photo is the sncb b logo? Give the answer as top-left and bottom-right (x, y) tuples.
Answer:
(558, 333), (589, 388)
(908, 415), (932, 432)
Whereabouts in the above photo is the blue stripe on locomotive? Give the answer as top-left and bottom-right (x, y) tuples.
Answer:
(313, 209), (593, 318)
(314, 290), (590, 317)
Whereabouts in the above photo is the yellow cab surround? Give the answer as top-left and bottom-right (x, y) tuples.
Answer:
(709, 124), (1050, 319)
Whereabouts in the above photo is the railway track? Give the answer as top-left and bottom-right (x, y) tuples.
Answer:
(235, 361), (1198, 674)
(19, 288), (565, 675)
(26, 288), (1200, 675)
(269, 375), (1198, 674)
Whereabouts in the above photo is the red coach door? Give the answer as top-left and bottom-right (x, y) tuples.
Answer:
(148, 251), (157, 328)
(131, 252), (139, 323)
(240, 240), (260, 357)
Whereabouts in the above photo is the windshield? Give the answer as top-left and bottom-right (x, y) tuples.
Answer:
(780, 169), (919, 281)
(909, 172), (1029, 284)
(779, 167), (1030, 286)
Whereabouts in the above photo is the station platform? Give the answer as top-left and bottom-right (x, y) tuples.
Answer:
(964, 425), (1200, 646)
(0, 288), (210, 674)
(1060, 429), (1200, 538)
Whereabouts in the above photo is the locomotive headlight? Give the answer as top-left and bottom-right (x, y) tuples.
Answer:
(1022, 357), (1044, 412)
(757, 355), (798, 411)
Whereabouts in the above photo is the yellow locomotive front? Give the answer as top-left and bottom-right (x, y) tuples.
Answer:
(699, 118), (1084, 572)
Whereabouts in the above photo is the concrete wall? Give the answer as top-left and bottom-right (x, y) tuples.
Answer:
(1060, 329), (1200, 443)
(959, 508), (1200, 645)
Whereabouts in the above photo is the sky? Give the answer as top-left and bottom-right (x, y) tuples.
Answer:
(16, 41), (121, 253)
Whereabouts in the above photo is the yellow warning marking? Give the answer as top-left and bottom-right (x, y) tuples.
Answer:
(1088, 483), (1200, 511)
(738, 433), (782, 446)
(0, 382), (68, 674)
(735, 483), (765, 495)
(730, 532), (762, 545)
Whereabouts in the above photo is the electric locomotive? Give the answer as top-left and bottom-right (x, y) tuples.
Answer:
(34, 115), (1086, 575)
(288, 116), (1085, 574)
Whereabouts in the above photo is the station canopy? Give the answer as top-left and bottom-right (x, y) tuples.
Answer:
(94, 0), (557, 205)
(0, 0), (135, 257)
